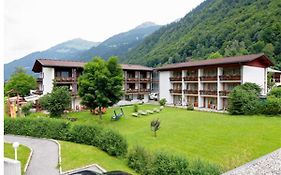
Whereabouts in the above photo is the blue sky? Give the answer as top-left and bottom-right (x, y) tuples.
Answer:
(4, 0), (204, 63)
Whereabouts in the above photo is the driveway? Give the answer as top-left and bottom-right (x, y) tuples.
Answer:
(4, 135), (60, 175)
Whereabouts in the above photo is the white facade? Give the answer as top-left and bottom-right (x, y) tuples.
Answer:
(42, 67), (55, 94)
(242, 65), (267, 95)
(159, 71), (172, 104)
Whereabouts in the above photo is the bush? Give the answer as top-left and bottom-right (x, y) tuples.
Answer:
(4, 117), (70, 140)
(152, 152), (190, 175)
(191, 159), (221, 175)
(21, 102), (32, 116)
(268, 87), (281, 98)
(128, 146), (153, 174)
(159, 98), (167, 106)
(39, 86), (71, 117)
(228, 84), (260, 115)
(133, 104), (138, 112)
(4, 117), (128, 157)
(260, 96), (281, 115)
(127, 147), (221, 175)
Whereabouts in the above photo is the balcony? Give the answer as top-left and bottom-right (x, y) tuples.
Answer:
(200, 90), (217, 96)
(274, 78), (281, 83)
(219, 90), (231, 97)
(139, 78), (151, 82)
(200, 76), (217, 81)
(54, 77), (75, 83)
(34, 89), (43, 95)
(169, 77), (182, 81)
(219, 75), (241, 81)
(125, 89), (139, 93)
(183, 89), (198, 95)
(126, 78), (139, 82)
(139, 89), (151, 93)
(183, 76), (198, 81)
(169, 89), (182, 94)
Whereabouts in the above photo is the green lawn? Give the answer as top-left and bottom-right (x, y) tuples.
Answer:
(59, 141), (136, 174)
(66, 104), (281, 171)
(4, 143), (31, 174)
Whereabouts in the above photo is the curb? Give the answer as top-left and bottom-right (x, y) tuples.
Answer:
(4, 140), (33, 173)
(50, 139), (62, 174)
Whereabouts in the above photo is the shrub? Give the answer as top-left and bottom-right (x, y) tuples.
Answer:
(228, 84), (260, 115)
(4, 117), (128, 157)
(39, 86), (71, 117)
(128, 146), (153, 174)
(4, 117), (70, 140)
(260, 96), (281, 115)
(152, 152), (190, 175)
(191, 159), (221, 175)
(21, 102), (32, 116)
(268, 87), (281, 98)
(159, 98), (167, 106)
(239, 82), (261, 95)
(133, 104), (138, 112)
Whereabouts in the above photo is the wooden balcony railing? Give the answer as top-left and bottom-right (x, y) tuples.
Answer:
(126, 78), (138, 81)
(169, 89), (182, 94)
(219, 90), (231, 96)
(200, 76), (217, 81)
(55, 77), (75, 82)
(169, 77), (182, 81)
(183, 89), (198, 95)
(219, 75), (241, 81)
(183, 76), (198, 81)
(126, 89), (139, 93)
(199, 90), (217, 96)
(139, 78), (151, 82)
(139, 89), (151, 92)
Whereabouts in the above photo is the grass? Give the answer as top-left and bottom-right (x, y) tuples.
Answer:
(59, 141), (136, 174)
(65, 104), (281, 171)
(4, 143), (31, 174)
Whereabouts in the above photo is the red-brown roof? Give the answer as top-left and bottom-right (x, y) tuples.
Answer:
(156, 53), (273, 71)
(32, 59), (153, 72)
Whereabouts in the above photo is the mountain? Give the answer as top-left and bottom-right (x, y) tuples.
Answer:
(4, 38), (100, 80)
(76, 22), (161, 61)
(124, 0), (281, 69)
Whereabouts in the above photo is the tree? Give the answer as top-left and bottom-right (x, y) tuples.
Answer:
(39, 86), (71, 117)
(5, 67), (36, 96)
(207, 52), (223, 59)
(78, 56), (123, 119)
(224, 40), (249, 57)
(151, 119), (160, 137)
(268, 87), (281, 98)
(228, 83), (261, 115)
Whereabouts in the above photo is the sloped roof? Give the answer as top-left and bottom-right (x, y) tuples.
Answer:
(32, 59), (153, 72)
(156, 53), (273, 71)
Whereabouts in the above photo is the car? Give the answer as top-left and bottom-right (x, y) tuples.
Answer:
(149, 93), (158, 100)
(69, 170), (132, 175)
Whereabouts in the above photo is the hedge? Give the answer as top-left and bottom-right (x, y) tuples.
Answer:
(4, 117), (127, 156)
(127, 146), (221, 175)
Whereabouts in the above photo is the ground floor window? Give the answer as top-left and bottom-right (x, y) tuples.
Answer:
(125, 95), (133, 101)
(137, 94), (144, 100)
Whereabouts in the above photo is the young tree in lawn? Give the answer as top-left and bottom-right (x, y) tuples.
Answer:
(5, 67), (36, 96)
(39, 86), (71, 117)
(78, 56), (123, 119)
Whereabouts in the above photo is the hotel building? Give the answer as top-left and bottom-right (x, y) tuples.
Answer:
(156, 54), (273, 110)
(32, 59), (153, 109)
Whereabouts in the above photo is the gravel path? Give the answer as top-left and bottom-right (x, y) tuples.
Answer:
(4, 135), (60, 175)
(223, 148), (281, 175)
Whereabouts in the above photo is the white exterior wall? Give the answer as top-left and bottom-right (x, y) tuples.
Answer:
(4, 158), (21, 175)
(159, 71), (172, 104)
(242, 65), (267, 95)
(42, 67), (55, 94)
(143, 94), (149, 102)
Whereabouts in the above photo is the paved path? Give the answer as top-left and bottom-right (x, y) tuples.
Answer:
(4, 135), (60, 175)
(223, 148), (281, 175)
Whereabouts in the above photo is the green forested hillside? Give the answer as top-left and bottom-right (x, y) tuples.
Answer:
(124, 0), (281, 69)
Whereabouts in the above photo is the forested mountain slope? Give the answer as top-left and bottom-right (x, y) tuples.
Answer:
(124, 0), (281, 69)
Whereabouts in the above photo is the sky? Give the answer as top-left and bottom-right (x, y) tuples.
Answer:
(4, 0), (204, 63)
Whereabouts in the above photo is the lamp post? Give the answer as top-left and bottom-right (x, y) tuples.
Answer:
(13, 142), (20, 160)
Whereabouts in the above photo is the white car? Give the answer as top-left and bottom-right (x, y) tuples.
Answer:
(149, 93), (158, 101)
